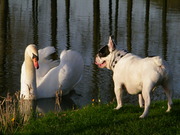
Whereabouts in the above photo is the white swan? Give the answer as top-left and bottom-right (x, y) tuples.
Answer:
(20, 44), (84, 100)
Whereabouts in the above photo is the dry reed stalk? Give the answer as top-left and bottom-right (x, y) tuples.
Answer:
(0, 91), (24, 133)
(55, 89), (62, 112)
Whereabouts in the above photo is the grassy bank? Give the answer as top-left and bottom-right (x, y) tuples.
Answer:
(15, 100), (180, 135)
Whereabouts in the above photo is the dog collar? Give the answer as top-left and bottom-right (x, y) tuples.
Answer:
(110, 49), (128, 70)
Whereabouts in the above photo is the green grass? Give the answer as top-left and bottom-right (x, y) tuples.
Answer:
(15, 100), (180, 135)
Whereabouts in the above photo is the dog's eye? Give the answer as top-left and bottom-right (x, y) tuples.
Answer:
(99, 52), (103, 57)
(98, 45), (110, 57)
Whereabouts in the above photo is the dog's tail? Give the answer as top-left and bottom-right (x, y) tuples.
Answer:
(153, 56), (172, 78)
(153, 56), (164, 67)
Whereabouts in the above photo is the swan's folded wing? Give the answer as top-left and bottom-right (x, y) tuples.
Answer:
(37, 46), (59, 78)
(58, 50), (84, 95)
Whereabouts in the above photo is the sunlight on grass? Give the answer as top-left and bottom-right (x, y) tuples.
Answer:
(18, 100), (180, 135)
(0, 92), (179, 135)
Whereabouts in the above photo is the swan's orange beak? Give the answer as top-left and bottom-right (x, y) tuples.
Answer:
(33, 58), (39, 69)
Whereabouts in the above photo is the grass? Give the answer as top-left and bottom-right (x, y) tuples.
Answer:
(15, 100), (180, 135)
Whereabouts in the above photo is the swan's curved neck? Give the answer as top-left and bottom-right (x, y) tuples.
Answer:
(20, 44), (39, 100)
(25, 53), (35, 80)
(25, 52), (37, 99)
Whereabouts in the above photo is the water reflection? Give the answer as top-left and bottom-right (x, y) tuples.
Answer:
(152, 0), (180, 12)
(162, 0), (167, 60)
(65, 0), (71, 49)
(127, 0), (132, 52)
(114, 0), (119, 41)
(0, 0), (180, 110)
(144, 0), (150, 57)
(36, 95), (76, 114)
(32, 0), (38, 45)
(0, 0), (10, 94)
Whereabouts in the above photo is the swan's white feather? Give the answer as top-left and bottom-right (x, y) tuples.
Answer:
(36, 47), (59, 86)
(36, 48), (84, 98)
(37, 46), (59, 79)
(58, 50), (84, 95)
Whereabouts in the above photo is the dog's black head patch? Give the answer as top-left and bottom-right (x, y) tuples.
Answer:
(98, 45), (110, 57)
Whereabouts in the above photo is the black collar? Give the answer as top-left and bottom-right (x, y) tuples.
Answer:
(110, 49), (128, 69)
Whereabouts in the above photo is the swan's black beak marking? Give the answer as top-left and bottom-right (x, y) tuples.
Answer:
(32, 53), (39, 61)
(32, 53), (39, 69)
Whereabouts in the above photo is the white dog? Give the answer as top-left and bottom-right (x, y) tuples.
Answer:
(95, 36), (173, 118)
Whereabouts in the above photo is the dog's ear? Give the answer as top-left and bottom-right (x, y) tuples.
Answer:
(108, 36), (116, 52)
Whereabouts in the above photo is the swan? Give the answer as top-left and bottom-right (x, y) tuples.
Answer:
(20, 44), (84, 100)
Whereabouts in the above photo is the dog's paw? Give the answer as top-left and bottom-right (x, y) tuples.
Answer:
(139, 113), (148, 118)
(139, 105), (144, 108)
(166, 109), (171, 112)
(114, 106), (122, 110)
(139, 114), (145, 118)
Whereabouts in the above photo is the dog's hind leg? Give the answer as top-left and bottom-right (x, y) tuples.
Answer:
(138, 94), (144, 108)
(162, 80), (173, 112)
(139, 85), (152, 118)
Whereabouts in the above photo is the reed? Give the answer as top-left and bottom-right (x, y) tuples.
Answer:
(0, 91), (20, 134)
(0, 91), (35, 134)
(0, 90), (63, 134)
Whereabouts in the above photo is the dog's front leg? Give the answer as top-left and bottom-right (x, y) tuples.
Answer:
(114, 84), (123, 110)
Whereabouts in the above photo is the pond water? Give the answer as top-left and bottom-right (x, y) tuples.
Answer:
(0, 0), (180, 111)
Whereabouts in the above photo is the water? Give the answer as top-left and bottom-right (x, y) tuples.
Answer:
(0, 0), (180, 111)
